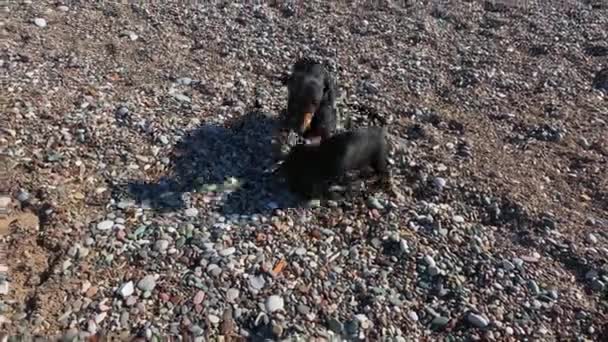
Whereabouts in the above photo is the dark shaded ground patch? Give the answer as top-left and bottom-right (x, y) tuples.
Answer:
(113, 110), (302, 216)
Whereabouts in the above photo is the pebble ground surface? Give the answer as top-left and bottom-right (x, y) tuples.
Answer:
(1, 0), (608, 341)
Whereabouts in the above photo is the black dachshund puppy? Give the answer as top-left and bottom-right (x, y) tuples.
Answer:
(280, 126), (390, 198)
(284, 57), (339, 143)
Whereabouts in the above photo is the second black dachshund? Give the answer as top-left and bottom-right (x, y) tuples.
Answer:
(279, 126), (391, 199)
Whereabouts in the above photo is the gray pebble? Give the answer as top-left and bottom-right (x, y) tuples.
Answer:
(586, 233), (598, 244)
(297, 304), (310, 315)
(190, 325), (204, 336)
(265, 295), (284, 313)
(116, 106), (129, 116)
(433, 177), (447, 190)
(466, 312), (489, 328)
(126, 296), (137, 306)
(389, 295), (403, 306)
(154, 240), (170, 252)
(16, 190), (30, 202)
(219, 247), (236, 257)
(120, 311), (129, 327)
(295, 247), (306, 256)
(502, 260), (515, 272)
(249, 275), (266, 290)
(408, 311), (419, 322)
(226, 288), (240, 303)
(548, 289), (559, 300)
(177, 77), (192, 85)
(158, 135), (170, 145)
(327, 317), (343, 334)
(137, 275), (157, 292)
(57, 5), (69, 12)
(97, 220), (114, 231)
(431, 316), (450, 329)
(527, 280), (540, 296)
(367, 197), (384, 210)
(171, 92), (191, 103)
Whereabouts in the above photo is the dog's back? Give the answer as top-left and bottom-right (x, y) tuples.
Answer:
(319, 126), (388, 175)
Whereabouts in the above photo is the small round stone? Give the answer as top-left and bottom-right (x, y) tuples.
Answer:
(97, 220), (114, 231)
(431, 316), (450, 330)
(433, 177), (447, 189)
(297, 304), (310, 315)
(185, 208), (199, 217)
(428, 265), (440, 276)
(119, 281), (134, 299)
(452, 215), (465, 223)
(137, 275), (157, 292)
(466, 312), (489, 328)
(208, 314), (220, 324)
(34, 18), (47, 28)
(154, 240), (170, 252)
(265, 295), (284, 313)
(226, 288), (240, 303)
(423, 255), (436, 267)
(249, 275), (266, 290)
(219, 247), (236, 257)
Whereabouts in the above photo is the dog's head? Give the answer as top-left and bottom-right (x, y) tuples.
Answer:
(286, 78), (324, 135)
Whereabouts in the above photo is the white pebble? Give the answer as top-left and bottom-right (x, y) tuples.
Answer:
(226, 288), (240, 303)
(265, 295), (284, 313)
(119, 281), (134, 299)
(208, 314), (220, 324)
(423, 255), (436, 267)
(452, 215), (465, 223)
(34, 18), (47, 28)
(219, 247), (236, 257)
(96, 220), (114, 231)
(185, 208), (199, 217)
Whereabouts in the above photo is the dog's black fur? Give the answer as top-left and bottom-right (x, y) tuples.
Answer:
(284, 57), (338, 141)
(280, 126), (390, 198)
